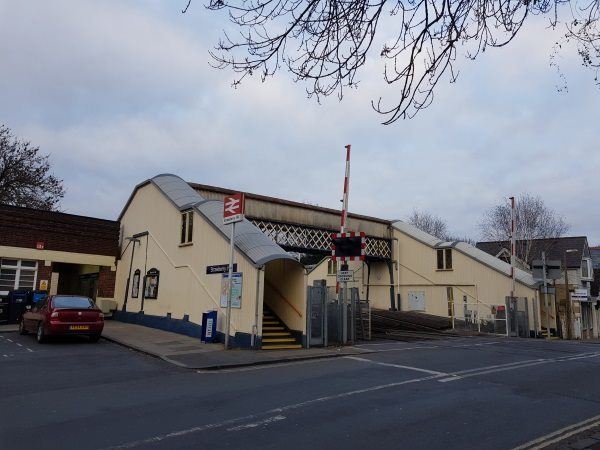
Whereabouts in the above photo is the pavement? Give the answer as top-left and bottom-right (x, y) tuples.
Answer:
(3, 331), (600, 449)
(102, 320), (370, 369)
(0, 323), (18, 332)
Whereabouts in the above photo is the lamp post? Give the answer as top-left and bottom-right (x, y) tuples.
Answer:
(563, 249), (579, 340)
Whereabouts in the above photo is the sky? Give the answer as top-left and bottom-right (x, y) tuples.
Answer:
(1, 1), (599, 244)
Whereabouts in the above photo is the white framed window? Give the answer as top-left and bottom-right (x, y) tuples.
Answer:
(582, 258), (593, 280)
(0, 259), (38, 295)
(437, 249), (453, 270)
(327, 258), (337, 275)
(180, 210), (194, 245)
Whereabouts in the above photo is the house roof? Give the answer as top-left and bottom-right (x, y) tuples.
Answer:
(393, 221), (536, 288)
(476, 237), (590, 268)
(124, 174), (297, 267)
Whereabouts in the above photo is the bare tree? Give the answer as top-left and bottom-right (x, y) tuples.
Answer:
(408, 209), (449, 240)
(0, 125), (65, 210)
(479, 194), (570, 263)
(182, 0), (600, 123)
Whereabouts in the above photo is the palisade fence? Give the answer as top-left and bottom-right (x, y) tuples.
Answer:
(453, 297), (533, 338)
(453, 301), (508, 336)
(307, 282), (371, 347)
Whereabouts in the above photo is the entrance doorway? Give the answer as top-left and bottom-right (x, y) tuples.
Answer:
(52, 263), (99, 299)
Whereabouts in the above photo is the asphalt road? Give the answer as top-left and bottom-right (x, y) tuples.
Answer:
(2, 332), (600, 450)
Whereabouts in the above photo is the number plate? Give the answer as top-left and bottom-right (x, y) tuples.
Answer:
(70, 325), (89, 331)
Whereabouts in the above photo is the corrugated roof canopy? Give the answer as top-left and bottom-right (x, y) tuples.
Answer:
(151, 174), (297, 267)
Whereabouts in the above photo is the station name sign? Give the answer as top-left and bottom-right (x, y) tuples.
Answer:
(206, 264), (237, 275)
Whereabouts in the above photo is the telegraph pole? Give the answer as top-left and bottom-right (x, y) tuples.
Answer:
(542, 251), (550, 339)
(507, 196), (516, 337)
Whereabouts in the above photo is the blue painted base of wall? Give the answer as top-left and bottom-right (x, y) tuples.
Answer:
(112, 311), (255, 349)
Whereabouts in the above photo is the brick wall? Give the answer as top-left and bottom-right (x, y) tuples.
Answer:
(37, 260), (53, 291)
(0, 204), (120, 257)
(97, 266), (116, 298)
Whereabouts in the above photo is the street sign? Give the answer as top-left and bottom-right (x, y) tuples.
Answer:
(331, 231), (365, 261)
(223, 193), (245, 224)
(206, 264), (237, 275)
(571, 289), (589, 300)
(336, 270), (353, 282)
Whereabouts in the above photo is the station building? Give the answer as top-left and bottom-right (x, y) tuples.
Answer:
(0, 203), (119, 311)
(113, 173), (542, 347)
(0, 172), (549, 344)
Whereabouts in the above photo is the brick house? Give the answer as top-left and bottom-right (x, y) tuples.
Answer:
(0, 204), (120, 307)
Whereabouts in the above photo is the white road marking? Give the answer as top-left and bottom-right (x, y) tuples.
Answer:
(344, 356), (448, 376)
(2, 354), (7, 357)
(364, 345), (440, 353)
(513, 414), (600, 449)
(106, 373), (441, 449)
(450, 342), (501, 348)
(6, 339), (12, 342)
(439, 361), (549, 382)
(439, 352), (600, 382)
(227, 415), (286, 431)
(26, 348), (33, 352)
(16, 343), (22, 347)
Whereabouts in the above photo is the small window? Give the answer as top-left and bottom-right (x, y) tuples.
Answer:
(437, 249), (453, 270)
(582, 259), (592, 279)
(180, 210), (194, 244)
(0, 269), (17, 291)
(327, 258), (337, 275)
(132, 269), (140, 298)
(445, 249), (453, 270)
(144, 268), (159, 299)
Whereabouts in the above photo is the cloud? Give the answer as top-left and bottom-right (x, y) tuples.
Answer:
(1, 1), (599, 245)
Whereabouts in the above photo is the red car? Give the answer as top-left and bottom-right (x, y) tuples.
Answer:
(19, 295), (104, 343)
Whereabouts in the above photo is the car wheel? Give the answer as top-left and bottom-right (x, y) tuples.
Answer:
(19, 320), (28, 335)
(89, 334), (101, 343)
(36, 323), (46, 343)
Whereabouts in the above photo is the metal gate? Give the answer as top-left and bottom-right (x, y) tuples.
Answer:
(307, 282), (328, 347)
(507, 297), (529, 338)
(307, 282), (370, 347)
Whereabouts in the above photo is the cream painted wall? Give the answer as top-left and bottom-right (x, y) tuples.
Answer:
(384, 229), (539, 329)
(306, 258), (362, 290)
(264, 259), (307, 333)
(0, 246), (115, 268)
(115, 183), (263, 338)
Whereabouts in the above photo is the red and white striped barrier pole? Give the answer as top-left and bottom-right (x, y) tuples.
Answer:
(340, 144), (351, 234)
(335, 145), (352, 295)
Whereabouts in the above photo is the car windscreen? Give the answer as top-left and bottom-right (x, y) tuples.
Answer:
(52, 296), (94, 309)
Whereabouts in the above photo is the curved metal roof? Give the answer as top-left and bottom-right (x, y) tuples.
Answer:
(150, 174), (297, 267)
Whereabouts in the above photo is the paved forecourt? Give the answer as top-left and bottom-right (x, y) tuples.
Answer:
(2, 332), (600, 450)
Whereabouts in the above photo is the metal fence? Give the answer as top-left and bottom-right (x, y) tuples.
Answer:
(452, 297), (532, 337)
(307, 283), (370, 347)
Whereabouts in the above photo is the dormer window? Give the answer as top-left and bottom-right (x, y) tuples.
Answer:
(180, 210), (194, 245)
(437, 249), (453, 270)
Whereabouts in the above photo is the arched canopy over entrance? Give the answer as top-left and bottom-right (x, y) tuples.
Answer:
(263, 258), (306, 336)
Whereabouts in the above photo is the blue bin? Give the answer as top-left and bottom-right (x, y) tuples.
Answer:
(201, 310), (218, 343)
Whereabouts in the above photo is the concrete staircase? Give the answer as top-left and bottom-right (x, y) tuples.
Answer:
(261, 307), (302, 350)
